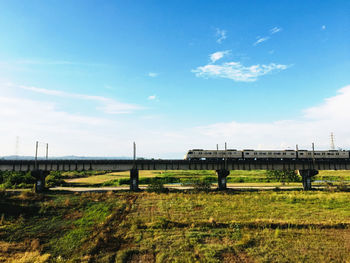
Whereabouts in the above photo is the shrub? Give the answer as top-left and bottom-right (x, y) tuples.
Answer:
(182, 178), (212, 192)
(46, 171), (65, 188)
(0, 171), (35, 189)
(146, 180), (168, 193)
(266, 170), (301, 184)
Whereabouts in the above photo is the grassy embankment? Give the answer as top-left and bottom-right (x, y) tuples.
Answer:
(1, 190), (350, 262)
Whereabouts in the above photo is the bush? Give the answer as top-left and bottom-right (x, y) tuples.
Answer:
(46, 171), (65, 188)
(266, 170), (301, 184)
(182, 178), (212, 192)
(0, 171), (36, 189)
(146, 180), (168, 193)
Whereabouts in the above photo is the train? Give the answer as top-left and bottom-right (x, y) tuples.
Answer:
(184, 149), (350, 160)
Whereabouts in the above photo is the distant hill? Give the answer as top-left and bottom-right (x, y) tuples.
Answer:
(0, 155), (134, 160)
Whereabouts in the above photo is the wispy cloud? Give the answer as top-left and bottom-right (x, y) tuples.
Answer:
(253, 26), (282, 46)
(270, 27), (282, 34)
(148, 95), (156, 100)
(215, 28), (227, 44)
(192, 61), (289, 82)
(18, 85), (142, 114)
(148, 72), (158, 77)
(253, 36), (270, 46)
(210, 50), (231, 63)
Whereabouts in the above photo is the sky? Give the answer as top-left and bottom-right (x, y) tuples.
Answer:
(0, 0), (349, 158)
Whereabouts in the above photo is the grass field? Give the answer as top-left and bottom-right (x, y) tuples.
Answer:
(61, 170), (350, 188)
(1, 190), (350, 262)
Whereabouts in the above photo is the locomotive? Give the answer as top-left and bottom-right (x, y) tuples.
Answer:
(184, 149), (350, 160)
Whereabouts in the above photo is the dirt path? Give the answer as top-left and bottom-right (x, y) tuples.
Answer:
(51, 184), (305, 192)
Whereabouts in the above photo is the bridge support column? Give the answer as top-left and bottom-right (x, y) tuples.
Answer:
(298, 170), (318, 190)
(32, 170), (50, 193)
(130, 169), (140, 191)
(216, 169), (230, 190)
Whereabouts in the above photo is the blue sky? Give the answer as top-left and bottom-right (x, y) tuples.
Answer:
(0, 0), (350, 158)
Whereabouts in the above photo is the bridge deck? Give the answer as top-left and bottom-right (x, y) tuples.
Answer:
(1, 159), (350, 172)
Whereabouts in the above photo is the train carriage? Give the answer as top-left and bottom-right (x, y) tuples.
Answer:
(243, 150), (296, 159)
(185, 149), (242, 160)
(185, 149), (350, 160)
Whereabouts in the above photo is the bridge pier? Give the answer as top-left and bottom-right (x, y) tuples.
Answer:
(216, 169), (230, 190)
(299, 170), (318, 190)
(130, 169), (140, 191)
(32, 170), (50, 193)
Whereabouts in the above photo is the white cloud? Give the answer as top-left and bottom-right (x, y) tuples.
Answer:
(253, 27), (281, 46)
(192, 61), (289, 82)
(210, 50), (230, 63)
(322, 25), (326, 30)
(1, 82), (350, 157)
(303, 85), (350, 120)
(195, 85), (350, 150)
(18, 85), (142, 114)
(216, 28), (227, 44)
(270, 27), (282, 34)
(148, 95), (156, 100)
(148, 72), (158, 77)
(253, 36), (270, 46)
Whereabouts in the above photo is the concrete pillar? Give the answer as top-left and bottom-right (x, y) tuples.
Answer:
(216, 169), (230, 190)
(32, 170), (50, 193)
(299, 170), (318, 190)
(130, 169), (140, 191)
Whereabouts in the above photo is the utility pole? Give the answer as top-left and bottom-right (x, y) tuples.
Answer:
(330, 133), (335, 150)
(224, 142), (227, 170)
(15, 136), (20, 159)
(312, 142), (315, 168)
(133, 142), (136, 161)
(216, 144), (219, 160)
(35, 141), (38, 170)
(46, 143), (49, 160)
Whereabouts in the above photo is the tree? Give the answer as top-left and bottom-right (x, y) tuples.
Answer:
(266, 170), (301, 184)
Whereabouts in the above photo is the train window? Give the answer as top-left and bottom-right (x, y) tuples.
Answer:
(300, 153), (304, 155)
(322, 153), (325, 155)
(246, 153), (250, 155)
(283, 153), (286, 155)
(291, 153), (295, 155)
(254, 153), (257, 155)
(188, 152), (193, 154)
(336, 153), (339, 155)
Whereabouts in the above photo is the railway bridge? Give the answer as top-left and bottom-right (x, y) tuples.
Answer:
(1, 159), (350, 192)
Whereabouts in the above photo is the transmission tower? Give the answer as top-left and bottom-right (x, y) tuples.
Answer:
(330, 132), (335, 150)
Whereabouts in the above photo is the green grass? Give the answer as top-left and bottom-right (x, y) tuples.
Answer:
(63, 170), (278, 187)
(61, 170), (350, 189)
(1, 190), (350, 262)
